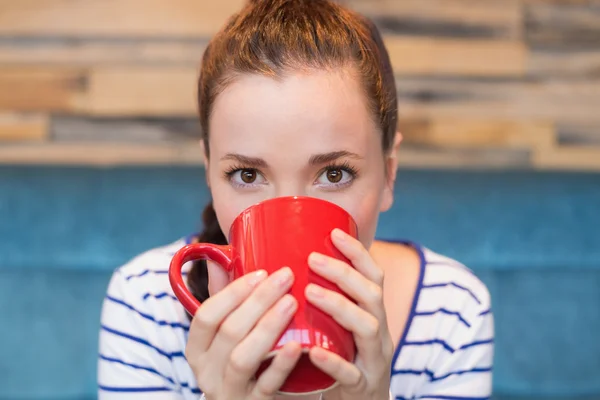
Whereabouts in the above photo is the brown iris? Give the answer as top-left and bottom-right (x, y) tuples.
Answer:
(240, 169), (257, 183)
(326, 169), (343, 183)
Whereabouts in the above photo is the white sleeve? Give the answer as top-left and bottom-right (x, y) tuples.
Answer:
(414, 300), (494, 398)
(97, 269), (188, 400)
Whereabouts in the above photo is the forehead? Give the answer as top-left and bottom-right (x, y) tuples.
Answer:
(208, 69), (380, 157)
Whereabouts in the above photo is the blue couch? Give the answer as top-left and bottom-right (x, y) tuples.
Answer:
(1, 166), (599, 399)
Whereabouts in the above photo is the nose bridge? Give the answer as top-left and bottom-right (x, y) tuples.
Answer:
(274, 179), (308, 199)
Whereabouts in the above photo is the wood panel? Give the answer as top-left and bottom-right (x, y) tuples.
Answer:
(345, 0), (522, 39)
(0, 0), (245, 38)
(0, 0), (522, 39)
(83, 67), (197, 116)
(0, 67), (87, 111)
(387, 37), (526, 76)
(0, 113), (48, 141)
(0, 36), (525, 77)
(525, 1), (600, 48)
(0, 0), (598, 171)
(397, 78), (600, 125)
(400, 118), (555, 149)
(557, 123), (600, 145)
(0, 39), (207, 66)
(532, 146), (600, 171)
(529, 48), (600, 77)
(51, 116), (200, 142)
(0, 142), (203, 166)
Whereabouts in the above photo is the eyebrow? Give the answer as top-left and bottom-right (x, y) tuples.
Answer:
(309, 151), (362, 165)
(220, 150), (362, 168)
(220, 153), (268, 168)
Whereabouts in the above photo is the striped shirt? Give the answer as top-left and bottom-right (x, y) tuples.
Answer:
(98, 237), (494, 399)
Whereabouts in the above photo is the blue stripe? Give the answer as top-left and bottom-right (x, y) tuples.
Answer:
(479, 308), (491, 316)
(392, 366), (491, 382)
(98, 355), (202, 393)
(391, 368), (424, 377)
(125, 269), (188, 280)
(99, 385), (172, 392)
(414, 308), (471, 328)
(183, 385), (202, 394)
(106, 295), (190, 331)
(431, 367), (492, 382)
(99, 354), (175, 384)
(419, 397), (489, 400)
(396, 397), (489, 400)
(403, 339), (455, 353)
(101, 325), (186, 359)
(422, 282), (481, 305)
(460, 338), (494, 350)
(143, 292), (178, 301)
(403, 338), (493, 354)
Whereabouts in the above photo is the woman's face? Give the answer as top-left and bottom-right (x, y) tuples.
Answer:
(205, 67), (399, 263)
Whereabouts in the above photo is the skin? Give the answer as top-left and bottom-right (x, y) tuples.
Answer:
(185, 68), (422, 400)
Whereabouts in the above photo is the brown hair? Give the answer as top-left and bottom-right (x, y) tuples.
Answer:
(188, 0), (398, 303)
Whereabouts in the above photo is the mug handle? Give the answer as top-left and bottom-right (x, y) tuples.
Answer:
(169, 243), (233, 316)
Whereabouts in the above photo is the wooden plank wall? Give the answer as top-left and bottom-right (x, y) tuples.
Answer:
(0, 0), (599, 169)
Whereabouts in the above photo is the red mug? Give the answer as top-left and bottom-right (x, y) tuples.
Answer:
(169, 196), (358, 395)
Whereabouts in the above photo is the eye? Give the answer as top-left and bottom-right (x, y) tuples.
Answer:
(226, 168), (267, 187)
(315, 163), (357, 188)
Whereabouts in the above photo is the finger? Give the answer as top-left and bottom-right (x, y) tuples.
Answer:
(305, 284), (384, 367)
(331, 228), (384, 286)
(188, 269), (268, 351)
(249, 341), (303, 400)
(308, 252), (385, 322)
(309, 347), (366, 392)
(225, 294), (298, 385)
(210, 267), (294, 354)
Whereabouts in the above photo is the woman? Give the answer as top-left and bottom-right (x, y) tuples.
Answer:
(98, 0), (494, 399)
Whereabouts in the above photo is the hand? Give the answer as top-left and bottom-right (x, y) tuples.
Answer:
(305, 229), (394, 400)
(186, 267), (303, 400)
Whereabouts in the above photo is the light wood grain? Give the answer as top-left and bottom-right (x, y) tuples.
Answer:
(401, 118), (556, 149)
(532, 146), (600, 171)
(0, 67), (87, 111)
(82, 67), (198, 116)
(0, 39), (207, 66)
(0, 0), (245, 38)
(0, 142), (203, 166)
(387, 37), (527, 76)
(0, 113), (49, 141)
(529, 48), (600, 77)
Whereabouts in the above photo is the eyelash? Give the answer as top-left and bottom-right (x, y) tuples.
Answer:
(318, 161), (359, 188)
(223, 161), (359, 188)
(223, 163), (261, 188)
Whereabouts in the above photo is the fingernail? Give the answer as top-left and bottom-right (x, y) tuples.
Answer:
(281, 342), (300, 357)
(312, 347), (329, 362)
(309, 252), (327, 268)
(275, 267), (293, 287)
(278, 295), (297, 315)
(247, 270), (267, 286)
(332, 228), (347, 242)
(306, 284), (325, 298)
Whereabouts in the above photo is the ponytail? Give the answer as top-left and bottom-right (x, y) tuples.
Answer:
(187, 201), (227, 304)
